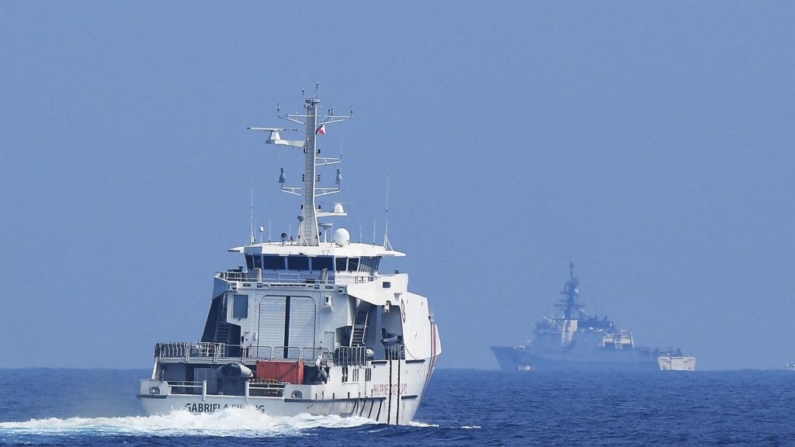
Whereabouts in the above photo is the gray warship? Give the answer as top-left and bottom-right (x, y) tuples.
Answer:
(491, 264), (694, 371)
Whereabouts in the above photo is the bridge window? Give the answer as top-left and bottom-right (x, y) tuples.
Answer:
(358, 257), (382, 273)
(245, 255), (254, 270)
(348, 257), (359, 272)
(253, 255), (262, 269)
(335, 257), (347, 272)
(312, 256), (333, 272)
(287, 255), (310, 271)
(263, 255), (284, 270)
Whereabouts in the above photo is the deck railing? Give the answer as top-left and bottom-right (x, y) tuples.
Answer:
(155, 342), (332, 363)
(217, 270), (337, 285)
(155, 342), (374, 367)
(167, 381), (204, 395)
(155, 342), (225, 360)
(166, 379), (285, 397)
(217, 270), (380, 286)
(333, 346), (371, 367)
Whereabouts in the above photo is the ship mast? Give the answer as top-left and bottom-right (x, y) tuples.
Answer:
(558, 262), (585, 320)
(250, 87), (351, 246)
(299, 97), (322, 245)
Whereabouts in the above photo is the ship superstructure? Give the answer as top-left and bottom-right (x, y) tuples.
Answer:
(138, 91), (441, 424)
(491, 264), (693, 372)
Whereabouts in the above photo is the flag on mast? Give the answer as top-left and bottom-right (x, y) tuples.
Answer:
(316, 124), (326, 135)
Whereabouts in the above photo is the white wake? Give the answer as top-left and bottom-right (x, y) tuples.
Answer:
(0, 407), (373, 438)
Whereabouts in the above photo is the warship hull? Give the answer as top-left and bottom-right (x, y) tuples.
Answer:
(491, 264), (694, 373)
(491, 345), (659, 372)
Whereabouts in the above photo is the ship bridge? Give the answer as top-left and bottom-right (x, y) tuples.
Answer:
(223, 239), (405, 286)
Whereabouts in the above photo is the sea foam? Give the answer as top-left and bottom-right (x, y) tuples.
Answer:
(0, 407), (373, 438)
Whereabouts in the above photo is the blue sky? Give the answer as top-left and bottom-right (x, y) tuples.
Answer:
(1, 2), (793, 370)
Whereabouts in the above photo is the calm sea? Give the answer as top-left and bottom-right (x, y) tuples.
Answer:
(0, 368), (793, 446)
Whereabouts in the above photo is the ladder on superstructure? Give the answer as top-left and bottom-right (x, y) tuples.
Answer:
(351, 309), (370, 346)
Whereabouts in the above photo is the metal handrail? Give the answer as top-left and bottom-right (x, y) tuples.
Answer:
(156, 342), (332, 363)
(167, 381), (203, 395)
(217, 270), (337, 285)
(333, 346), (371, 367)
(155, 342), (225, 360)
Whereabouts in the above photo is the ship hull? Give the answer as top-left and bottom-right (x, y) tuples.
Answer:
(491, 346), (659, 372)
(657, 355), (696, 371)
(139, 393), (420, 423)
(138, 357), (436, 425)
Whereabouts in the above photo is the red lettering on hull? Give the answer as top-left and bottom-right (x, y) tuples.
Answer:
(370, 383), (408, 396)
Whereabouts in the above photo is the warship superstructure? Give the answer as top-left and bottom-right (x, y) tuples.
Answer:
(491, 264), (693, 371)
(138, 90), (441, 424)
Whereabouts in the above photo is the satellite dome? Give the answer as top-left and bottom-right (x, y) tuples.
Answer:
(333, 228), (350, 247)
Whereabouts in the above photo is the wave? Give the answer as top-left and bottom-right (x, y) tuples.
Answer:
(0, 407), (374, 438)
(407, 420), (440, 428)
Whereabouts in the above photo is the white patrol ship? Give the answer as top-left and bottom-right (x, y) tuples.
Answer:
(138, 89), (441, 425)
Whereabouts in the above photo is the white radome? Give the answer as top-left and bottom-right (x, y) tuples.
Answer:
(334, 228), (350, 246)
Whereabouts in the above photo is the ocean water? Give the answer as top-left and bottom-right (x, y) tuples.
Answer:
(0, 368), (793, 446)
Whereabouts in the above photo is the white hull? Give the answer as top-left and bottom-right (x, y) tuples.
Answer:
(657, 355), (696, 371)
(139, 359), (435, 425)
(140, 393), (420, 424)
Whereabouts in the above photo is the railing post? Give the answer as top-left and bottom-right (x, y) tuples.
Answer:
(202, 380), (207, 401)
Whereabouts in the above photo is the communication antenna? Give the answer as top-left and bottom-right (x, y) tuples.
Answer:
(302, 83), (321, 100)
(249, 185), (255, 244)
(383, 176), (393, 250)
